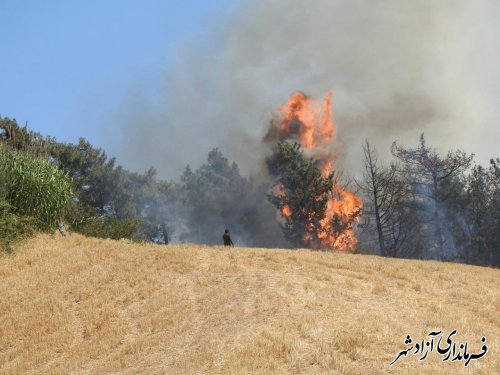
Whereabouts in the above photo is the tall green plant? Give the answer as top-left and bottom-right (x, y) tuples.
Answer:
(0, 145), (72, 229)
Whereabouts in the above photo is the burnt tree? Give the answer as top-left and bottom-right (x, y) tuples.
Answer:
(391, 134), (473, 260)
(358, 141), (418, 257)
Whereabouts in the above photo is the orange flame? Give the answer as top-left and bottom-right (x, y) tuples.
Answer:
(270, 91), (334, 149)
(269, 91), (362, 251)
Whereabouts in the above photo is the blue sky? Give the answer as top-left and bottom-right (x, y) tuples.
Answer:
(0, 0), (238, 148)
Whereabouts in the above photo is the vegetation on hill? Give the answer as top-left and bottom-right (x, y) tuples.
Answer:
(0, 141), (72, 251)
(0, 118), (284, 250)
(0, 117), (499, 266)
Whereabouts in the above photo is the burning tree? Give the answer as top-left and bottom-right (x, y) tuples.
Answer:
(265, 91), (362, 251)
(266, 142), (334, 248)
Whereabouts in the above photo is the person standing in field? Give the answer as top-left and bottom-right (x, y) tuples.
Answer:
(222, 229), (234, 247)
(52, 220), (67, 238)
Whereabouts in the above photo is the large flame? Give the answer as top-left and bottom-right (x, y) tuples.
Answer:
(268, 91), (362, 251)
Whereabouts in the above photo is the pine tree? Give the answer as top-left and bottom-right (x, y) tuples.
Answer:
(266, 142), (334, 248)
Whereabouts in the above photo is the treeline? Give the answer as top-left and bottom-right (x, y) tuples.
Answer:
(357, 135), (499, 267)
(0, 117), (284, 251)
(1, 117), (498, 267)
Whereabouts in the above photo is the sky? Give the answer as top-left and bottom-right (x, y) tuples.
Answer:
(0, 0), (237, 152)
(1, 1), (499, 179)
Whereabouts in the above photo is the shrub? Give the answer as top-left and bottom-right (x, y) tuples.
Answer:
(0, 145), (73, 230)
(0, 200), (37, 253)
(76, 215), (144, 241)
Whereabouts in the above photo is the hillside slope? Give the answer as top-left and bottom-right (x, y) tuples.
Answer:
(0, 235), (498, 374)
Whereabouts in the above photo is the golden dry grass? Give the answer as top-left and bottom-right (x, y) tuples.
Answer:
(0, 234), (498, 374)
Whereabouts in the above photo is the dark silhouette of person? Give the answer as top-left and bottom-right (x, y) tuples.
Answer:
(161, 223), (169, 245)
(222, 229), (234, 247)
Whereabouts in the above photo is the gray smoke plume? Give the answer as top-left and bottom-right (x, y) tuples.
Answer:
(111, 0), (500, 179)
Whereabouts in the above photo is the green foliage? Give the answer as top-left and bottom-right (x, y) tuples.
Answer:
(0, 117), (54, 158)
(1, 117), (282, 246)
(49, 138), (174, 241)
(0, 200), (37, 253)
(266, 142), (334, 248)
(75, 215), (143, 241)
(50, 139), (122, 214)
(0, 144), (72, 230)
(177, 149), (250, 244)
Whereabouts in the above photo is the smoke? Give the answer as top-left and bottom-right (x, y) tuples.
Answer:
(414, 184), (457, 261)
(113, 0), (500, 179)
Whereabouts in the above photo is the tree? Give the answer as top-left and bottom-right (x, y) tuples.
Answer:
(50, 139), (122, 216)
(173, 148), (282, 246)
(49, 138), (177, 241)
(266, 142), (334, 248)
(0, 117), (54, 158)
(465, 159), (500, 266)
(358, 141), (417, 257)
(122, 167), (173, 243)
(486, 158), (500, 266)
(391, 134), (473, 260)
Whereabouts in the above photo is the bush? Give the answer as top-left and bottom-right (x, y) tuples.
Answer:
(76, 215), (144, 241)
(0, 145), (73, 230)
(0, 200), (37, 253)
(0, 144), (72, 251)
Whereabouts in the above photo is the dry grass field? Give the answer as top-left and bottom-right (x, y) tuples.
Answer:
(0, 234), (498, 374)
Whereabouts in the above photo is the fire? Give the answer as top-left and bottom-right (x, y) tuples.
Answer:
(268, 91), (335, 149)
(268, 91), (362, 251)
(281, 205), (292, 217)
